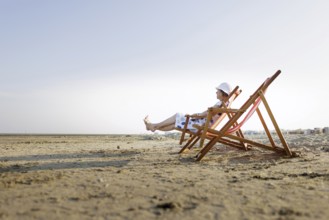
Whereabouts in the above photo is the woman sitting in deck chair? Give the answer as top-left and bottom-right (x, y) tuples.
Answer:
(143, 82), (232, 132)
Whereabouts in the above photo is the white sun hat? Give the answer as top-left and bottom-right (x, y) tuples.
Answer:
(216, 82), (232, 95)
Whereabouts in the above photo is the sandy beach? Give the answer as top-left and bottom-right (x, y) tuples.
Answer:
(0, 134), (328, 220)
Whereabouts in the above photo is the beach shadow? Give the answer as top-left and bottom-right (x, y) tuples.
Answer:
(177, 146), (291, 164)
(178, 156), (197, 163)
(0, 159), (130, 173)
(226, 151), (286, 164)
(0, 150), (140, 162)
(0, 150), (139, 173)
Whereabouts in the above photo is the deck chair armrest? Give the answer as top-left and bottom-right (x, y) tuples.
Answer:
(185, 114), (206, 119)
(208, 107), (244, 114)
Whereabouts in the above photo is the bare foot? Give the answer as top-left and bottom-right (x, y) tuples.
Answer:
(143, 116), (155, 132)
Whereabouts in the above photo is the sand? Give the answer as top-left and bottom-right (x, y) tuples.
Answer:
(0, 134), (328, 220)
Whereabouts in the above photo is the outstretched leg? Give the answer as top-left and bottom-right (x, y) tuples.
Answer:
(144, 114), (177, 132)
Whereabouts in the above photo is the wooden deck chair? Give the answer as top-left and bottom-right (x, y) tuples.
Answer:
(178, 87), (244, 154)
(194, 70), (294, 161)
(176, 86), (242, 152)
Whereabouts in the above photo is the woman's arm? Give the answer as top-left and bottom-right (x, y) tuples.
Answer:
(191, 110), (207, 117)
(188, 100), (225, 118)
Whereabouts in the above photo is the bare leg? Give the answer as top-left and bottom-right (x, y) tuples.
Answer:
(155, 124), (176, 131)
(144, 114), (177, 132)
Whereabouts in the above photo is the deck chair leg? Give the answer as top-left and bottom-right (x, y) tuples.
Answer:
(196, 136), (218, 161)
(188, 136), (201, 150)
(256, 108), (276, 147)
(260, 92), (293, 156)
(178, 129), (202, 153)
(228, 113), (248, 150)
(199, 134), (206, 149)
(235, 129), (249, 150)
(199, 112), (212, 148)
(179, 135), (199, 154)
(179, 116), (190, 144)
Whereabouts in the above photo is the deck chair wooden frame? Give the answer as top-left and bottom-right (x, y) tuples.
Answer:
(194, 70), (294, 161)
(178, 89), (245, 154)
(176, 86), (242, 152)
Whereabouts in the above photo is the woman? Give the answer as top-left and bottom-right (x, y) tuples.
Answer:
(144, 82), (232, 132)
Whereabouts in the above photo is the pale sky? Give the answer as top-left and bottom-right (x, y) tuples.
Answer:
(1, 0), (329, 134)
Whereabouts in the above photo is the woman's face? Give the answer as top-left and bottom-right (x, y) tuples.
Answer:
(216, 89), (224, 101)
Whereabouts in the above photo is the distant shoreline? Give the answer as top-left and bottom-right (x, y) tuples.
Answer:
(1, 129), (328, 137)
